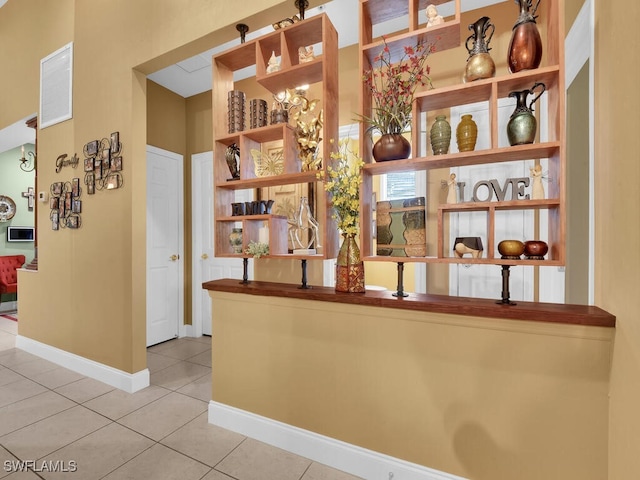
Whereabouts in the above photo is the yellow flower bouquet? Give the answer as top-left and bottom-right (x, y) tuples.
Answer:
(318, 139), (364, 236)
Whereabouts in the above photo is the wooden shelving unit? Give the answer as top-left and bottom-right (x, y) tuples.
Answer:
(212, 13), (339, 259)
(358, 0), (565, 266)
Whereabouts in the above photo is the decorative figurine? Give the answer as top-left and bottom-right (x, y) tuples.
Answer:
(426, 4), (444, 27)
(266, 51), (281, 74)
(446, 173), (458, 204)
(225, 143), (240, 180)
(298, 45), (315, 63)
(530, 164), (545, 199)
(453, 237), (483, 258)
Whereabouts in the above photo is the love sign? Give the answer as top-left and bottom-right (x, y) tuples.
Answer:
(456, 177), (530, 203)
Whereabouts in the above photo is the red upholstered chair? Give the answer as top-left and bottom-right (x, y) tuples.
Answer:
(0, 255), (25, 307)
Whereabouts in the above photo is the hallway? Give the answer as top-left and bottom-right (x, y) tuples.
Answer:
(0, 318), (360, 479)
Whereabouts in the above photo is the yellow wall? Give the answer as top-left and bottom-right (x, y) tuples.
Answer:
(4, 0), (324, 374)
(3, 0), (640, 477)
(594, 1), (640, 478)
(211, 291), (612, 480)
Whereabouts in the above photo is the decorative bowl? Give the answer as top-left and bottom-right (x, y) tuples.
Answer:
(523, 240), (548, 259)
(498, 240), (525, 259)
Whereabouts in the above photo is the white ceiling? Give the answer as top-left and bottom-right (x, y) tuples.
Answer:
(0, 115), (36, 156)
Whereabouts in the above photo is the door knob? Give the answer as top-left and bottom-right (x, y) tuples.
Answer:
(201, 253), (209, 260)
(170, 254), (179, 261)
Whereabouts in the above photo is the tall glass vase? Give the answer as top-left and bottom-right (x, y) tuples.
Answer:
(335, 234), (365, 293)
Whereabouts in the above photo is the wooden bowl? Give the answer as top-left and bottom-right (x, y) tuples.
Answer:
(498, 240), (525, 259)
(524, 240), (548, 259)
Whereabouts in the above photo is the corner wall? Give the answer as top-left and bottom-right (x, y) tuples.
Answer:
(595, 1), (640, 478)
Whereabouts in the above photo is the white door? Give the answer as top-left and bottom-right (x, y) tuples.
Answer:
(192, 151), (253, 337)
(146, 146), (183, 346)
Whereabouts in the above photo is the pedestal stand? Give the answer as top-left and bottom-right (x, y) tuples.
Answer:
(298, 259), (311, 289)
(496, 265), (516, 305)
(392, 262), (409, 298)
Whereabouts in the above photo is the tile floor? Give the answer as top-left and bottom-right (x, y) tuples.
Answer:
(0, 316), (361, 480)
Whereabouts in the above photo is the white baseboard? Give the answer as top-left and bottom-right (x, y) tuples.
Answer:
(0, 301), (17, 313)
(208, 401), (467, 480)
(16, 335), (149, 393)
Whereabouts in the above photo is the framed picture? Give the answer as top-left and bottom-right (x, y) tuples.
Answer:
(51, 182), (62, 196)
(106, 173), (121, 190)
(85, 173), (95, 195)
(84, 157), (94, 172)
(67, 215), (79, 229)
(110, 131), (120, 155)
(111, 156), (122, 172)
(64, 192), (72, 211)
(52, 211), (59, 231)
(84, 140), (98, 157)
(95, 162), (102, 180)
(101, 148), (110, 170)
(72, 178), (80, 197)
(72, 200), (82, 213)
(50, 197), (59, 209)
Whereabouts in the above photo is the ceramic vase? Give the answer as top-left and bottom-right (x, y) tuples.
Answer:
(508, 0), (543, 73)
(372, 134), (411, 162)
(229, 227), (243, 254)
(463, 16), (496, 82)
(507, 82), (546, 145)
(430, 115), (451, 155)
(456, 114), (478, 152)
(335, 234), (365, 293)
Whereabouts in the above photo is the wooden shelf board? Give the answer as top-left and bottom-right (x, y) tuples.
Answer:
(213, 42), (256, 71)
(217, 214), (288, 222)
(415, 65), (561, 110)
(216, 171), (319, 190)
(362, 143), (561, 173)
(257, 59), (323, 93)
(216, 123), (294, 144)
(363, 255), (563, 266)
(203, 279), (616, 328)
(439, 199), (561, 212)
(362, 20), (460, 64)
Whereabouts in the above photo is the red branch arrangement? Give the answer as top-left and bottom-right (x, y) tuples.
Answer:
(359, 38), (436, 135)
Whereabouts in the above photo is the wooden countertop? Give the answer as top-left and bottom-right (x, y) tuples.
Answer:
(203, 279), (616, 328)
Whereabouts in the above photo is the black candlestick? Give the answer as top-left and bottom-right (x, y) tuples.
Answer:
(236, 23), (249, 43)
(294, 0), (309, 20)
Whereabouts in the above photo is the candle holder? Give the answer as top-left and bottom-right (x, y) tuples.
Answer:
(294, 0), (309, 20)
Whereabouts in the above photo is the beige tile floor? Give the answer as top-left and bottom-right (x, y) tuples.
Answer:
(0, 316), (361, 480)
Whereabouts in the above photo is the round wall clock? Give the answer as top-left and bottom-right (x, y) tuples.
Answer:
(0, 195), (16, 222)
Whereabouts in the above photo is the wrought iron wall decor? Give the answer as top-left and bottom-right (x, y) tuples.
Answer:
(82, 131), (123, 194)
(49, 178), (82, 230)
